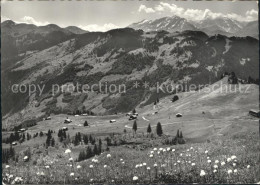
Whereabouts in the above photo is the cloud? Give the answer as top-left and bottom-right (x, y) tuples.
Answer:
(79, 23), (119, 32)
(138, 5), (155, 13)
(137, 2), (258, 22)
(160, 2), (184, 14)
(155, 5), (164, 12)
(246, 9), (258, 17)
(20, 16), (49, 26)
(1, 15), (10, 22)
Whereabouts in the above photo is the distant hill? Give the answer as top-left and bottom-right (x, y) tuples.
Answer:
(1, 25), (258, 128)
(1, 20), (75, 67)
(65, 26), (88, 34)
(236, 21), (258, 39)
(129, 16), (196, 32)
(129, 16), (258, 38)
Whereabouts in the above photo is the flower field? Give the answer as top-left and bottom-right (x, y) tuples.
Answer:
(2, 132), (259, 184)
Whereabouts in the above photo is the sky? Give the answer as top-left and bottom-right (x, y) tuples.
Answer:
(1, 0), (258, 32)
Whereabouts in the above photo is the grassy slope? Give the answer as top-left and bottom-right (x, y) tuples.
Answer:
(2, 77), (259, 183)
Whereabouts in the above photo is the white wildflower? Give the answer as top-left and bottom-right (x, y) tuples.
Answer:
(70, 172), (74, 176)
(200, 170), (206, 176)
(191, 163), (195, 166)
(214, 165), (218, 169)
(77, 165), (81, 169)
(89, 165), (93, 168)
(227, 169), (232, 174)
(221, 162), (226, 166)
(215, 160), (219, 164)
(231, 155), (237, 160)
(133, 176), (138, 181)
(107, 154), (111, 158)
(65, 149), (71, 154)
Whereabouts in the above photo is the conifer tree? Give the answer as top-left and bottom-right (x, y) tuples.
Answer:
(51, 138), (55, 147)
(133, 120), (137, 134)
(156, 122), (163, 136)
(176, 129), (180, 138)
(147, 124), (152, 134)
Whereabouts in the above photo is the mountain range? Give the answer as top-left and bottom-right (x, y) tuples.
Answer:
(129, 16), (258, 38)
(1, 19), (259, 129)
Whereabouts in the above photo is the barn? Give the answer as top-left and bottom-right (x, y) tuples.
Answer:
(176, 113), (182, 117)
(62, 127), (68, 131)
(249, 109), (260, 118)
(64, 118), (72, 123)
(110, 119), (116, 123)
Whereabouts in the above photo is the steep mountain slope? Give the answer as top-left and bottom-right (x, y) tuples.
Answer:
(65, 26), (88, 34)
(132, 76), (259, 140)
(129, 16), (196, 32)
(194, 17), (243, 34)
(236, 21), (258, 38)
(1, 27), (259, 129)
(129, 16), (258, 38)
(1, 20), (75, 69)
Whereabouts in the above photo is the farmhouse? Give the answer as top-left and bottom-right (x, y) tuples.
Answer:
(176, 113), (182, 117)
(45, 116), (51, 120)
(23, 156), (29, 162)
(19, 128), (26, 132)
(62, 127), (68, 131)
(110, 119), (116, 123)
(129, 115), (137, 120)
(64, 118), (72, 123)
(126, 112), (132, 116)
(12, 142), (17, 146)
(249, 109), (260, 118)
